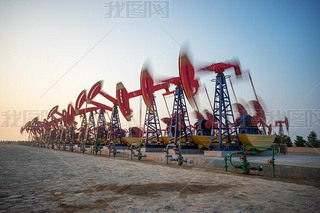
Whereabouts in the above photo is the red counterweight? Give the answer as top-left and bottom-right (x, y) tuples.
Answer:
(116, 82), (141, 121)
(179, 54), (200, 105)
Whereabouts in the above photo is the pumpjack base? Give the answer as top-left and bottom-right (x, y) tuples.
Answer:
(101, 144), (127, 149)
(114, 145), (127, 149)
(84, 144), (92, 148)
(209, 144), (239, 151)
(179, 148), (203, 154)
(204, 150), (236, 157)
(173, 144), (203, 154)
(142, 145), (166, 152)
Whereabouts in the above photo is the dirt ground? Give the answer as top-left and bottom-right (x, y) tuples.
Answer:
(0, 143), (319, 213)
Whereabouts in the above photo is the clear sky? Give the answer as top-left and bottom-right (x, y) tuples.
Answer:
(1, 0), (319, 141)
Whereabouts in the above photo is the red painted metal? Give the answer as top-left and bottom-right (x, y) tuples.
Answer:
(86, 80), (118, 112)
(204, 110), (217, 130)
(234, 103), (248, 117)
(43, 117), (61, 132)
(75, 89), (100, 116)
(275, 116), (289, 134)
(75, 90), (87, 111)
(248, 72), (259, 103)
(117, 59), (200, 121)
(87, 80), (117, 104)
(116, 67), (174, 121)
(285, 116), (289, 132)
(195, 111), (205, 120)
(47, 105), (62, 119)
(76, 107), (99, 116)
(46, 105), (75, 128)
(116, 82), (141, 121)
(230, 69), (273, 135)
(67, 104), (76, 126)
(140, 68), (171, 108)
(199, 61), (242, 76)
(87, 100), (113, 111)
(129, 127), (144, 138)
(250, 100), (273, 135)
(117, 70), (163, 121)
(161, 117), (172, 125)
(250, 100), (266, 123)
(179, 54), (200, 107)
(25, 117), (44, 135)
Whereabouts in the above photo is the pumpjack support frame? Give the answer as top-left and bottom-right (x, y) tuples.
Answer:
(144, 100), (162, 146)
(97, 109), (108, 141)
(108, 105), (123, 143)
(210, 73), (239, 150)
(170, 85), (193, 145)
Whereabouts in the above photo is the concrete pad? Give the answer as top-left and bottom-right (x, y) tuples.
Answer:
(141, 147), (164, 152)
(146, 152), (166, 162)
(288, 147), (320, 156)
(204, 151), (234, 157)
(180, 149), (203, 154)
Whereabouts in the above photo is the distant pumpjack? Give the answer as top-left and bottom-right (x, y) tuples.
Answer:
(274, 116), (289, 136)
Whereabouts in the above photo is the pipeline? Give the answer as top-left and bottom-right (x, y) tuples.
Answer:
(129, 144), (146, 160)
(108, 142), (119, 157)
(254, 146), (276, 178)
(93, 138), (102, 155)
(80, 143), (86, 153)
(224, 145), (275, 177)
(164, 144), (194, 166)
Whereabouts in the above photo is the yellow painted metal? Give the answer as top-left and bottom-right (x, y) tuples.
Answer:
(161, 136), (170, 144)
(238, 134), (276, 150)
(191, 135), (241, 149)
(121, 137), (145, 146)
(191, 135), (211, 149)
(123, 136), (170, 146)
(191, 135), (236, 149)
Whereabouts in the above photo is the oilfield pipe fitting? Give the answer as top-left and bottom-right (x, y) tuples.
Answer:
(164, 144), (194, 166)
(70, 143), (74, 152)
(253, 146), (276, 178)
(129, 144), (146, 160)
(108, 142), (119, 157)
(93, 139), (102, 155)
(80, 143), (86, 153)
(224, 145), (275, 177)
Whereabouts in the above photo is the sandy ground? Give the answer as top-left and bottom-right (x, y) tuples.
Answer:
(0, 143), (319, 213)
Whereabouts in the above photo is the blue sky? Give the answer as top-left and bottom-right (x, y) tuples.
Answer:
(0, 0), (319, 140)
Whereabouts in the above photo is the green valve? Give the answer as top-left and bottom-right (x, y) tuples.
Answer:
(224, 144), (274, 177)
(94, 138), (102, 155)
